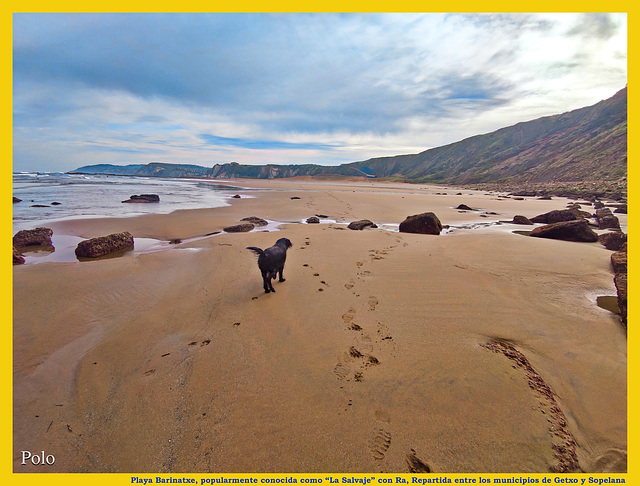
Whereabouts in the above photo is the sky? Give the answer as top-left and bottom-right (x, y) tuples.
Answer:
(13, 13), (627, 173)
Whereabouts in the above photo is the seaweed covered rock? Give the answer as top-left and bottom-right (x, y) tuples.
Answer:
(241, 216), (268, 226)
(611, 244), (627, 326)
(224, 223), (254, 233)
(595, 208), (621, 230)
(13, 227), (54, 249)
(75, 232), (134, 258)
(599, 232), (627, 251)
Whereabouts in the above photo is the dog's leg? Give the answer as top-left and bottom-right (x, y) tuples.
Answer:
(262, 271), (272, 293)
(278, 266), (286, 282)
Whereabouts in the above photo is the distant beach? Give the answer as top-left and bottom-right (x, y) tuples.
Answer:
(13, 177), (626, 473)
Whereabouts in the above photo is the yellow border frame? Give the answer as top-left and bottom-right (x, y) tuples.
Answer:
(5, 5), (633, 485)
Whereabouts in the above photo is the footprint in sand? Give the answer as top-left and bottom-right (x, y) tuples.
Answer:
(370, 428), (392, 460)
(144, 369), (156, 376)
(368, 296), (378, 311)
(376, 322), (394, 343)
(405, 450), (431, 473)
(342, 308), (356, 324)
(334, 362), (351, 380)
(345, 280), (355, 290)
(374, 409), (391, 424)
(334, 346), (379, 382)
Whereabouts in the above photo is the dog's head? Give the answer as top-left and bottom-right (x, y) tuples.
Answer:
(275, 237), (292, 250)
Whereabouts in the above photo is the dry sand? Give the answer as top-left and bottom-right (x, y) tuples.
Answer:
(13, 179), (627, 473)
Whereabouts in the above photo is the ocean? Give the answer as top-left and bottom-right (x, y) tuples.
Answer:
(13, 172), (248, 232)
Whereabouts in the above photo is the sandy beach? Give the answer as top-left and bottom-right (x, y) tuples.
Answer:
(13, 179), (627, 473)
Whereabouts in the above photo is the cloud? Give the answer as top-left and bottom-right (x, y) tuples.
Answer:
(12, 13), (627, 172)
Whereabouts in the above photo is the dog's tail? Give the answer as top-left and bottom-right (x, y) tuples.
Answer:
(246, 246), (264, 256)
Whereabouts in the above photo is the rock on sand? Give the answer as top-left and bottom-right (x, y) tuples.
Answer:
(399, 212), (442, 235)
(529, 220), (598, 242)
(75, 232), (135, 258)
(13, 227), (54, 249)
(347, 219), (377, 230)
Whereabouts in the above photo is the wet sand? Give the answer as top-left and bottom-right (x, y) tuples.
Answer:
(13, 179), (627, 473)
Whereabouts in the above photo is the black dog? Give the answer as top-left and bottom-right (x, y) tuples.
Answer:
(246, 238), (292, 293)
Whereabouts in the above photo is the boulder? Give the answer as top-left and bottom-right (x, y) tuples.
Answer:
(595, 208), (621, 230)
(13, 246), (25, 265)
(306, 216), (320, 224)
(13, 227), (54, 249)
(529, 220), (599, 242)
(51, 201), (62, 206)
(611, 245), (627, 326)
(512, 215), (533, 225)
(347, 219), (377, 230)
(122, 194), (160, 203)
(232, 194), (241, 199)
(223, 223), (254, 233)
(530, 209), (584, 224)
(13, 197), (21, 203)
(75, 232), (134, 258)
(614, 273), (627, 327)
(241, 216), (268, 226)
(599, 232), (627, 251)
(456, 204), (474, 211)
(399, 212), (442, 235)
(593, 201), (605, 209)
(613, 205), (627, 214)
(611, 247), (627, 274)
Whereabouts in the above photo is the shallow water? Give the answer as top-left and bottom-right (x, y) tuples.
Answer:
(13, 172), (247, 228)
